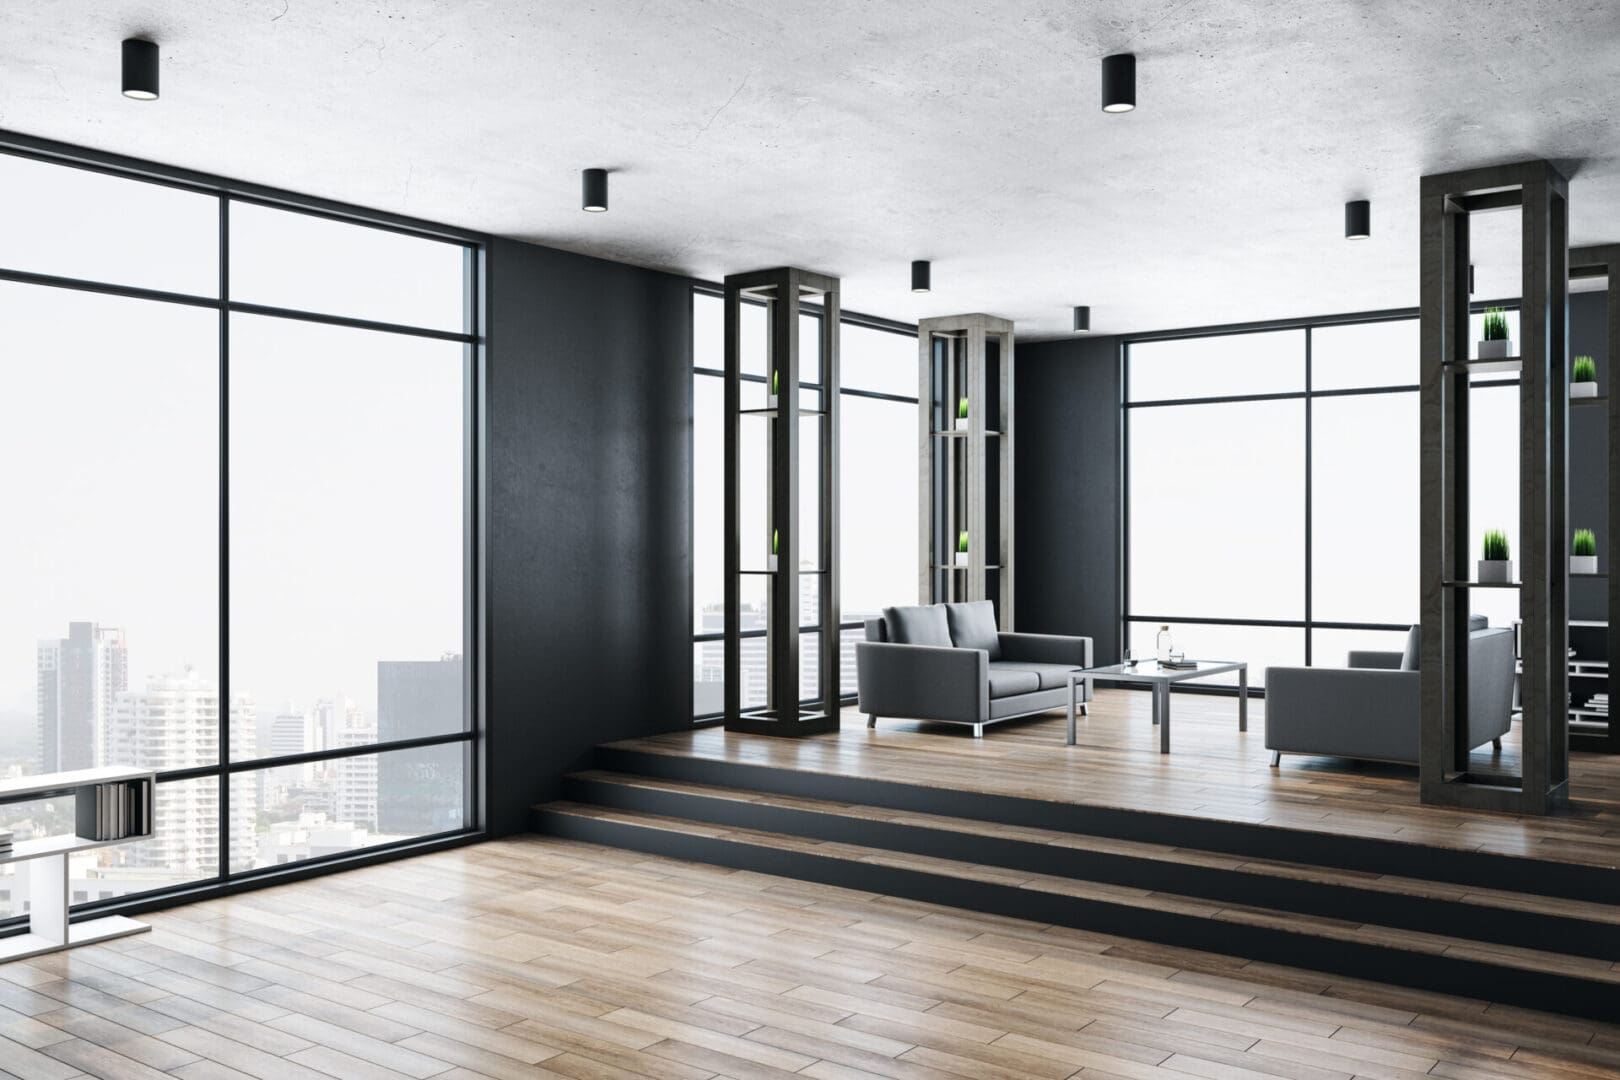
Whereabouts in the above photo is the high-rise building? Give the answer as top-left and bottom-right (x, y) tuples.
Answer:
(376, 654), (463, 834)
(104, 669), (255, 878)
(35, 622), (127, 771)
(333, 711), (378, 831)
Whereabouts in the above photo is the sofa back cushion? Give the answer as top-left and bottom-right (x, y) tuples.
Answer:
(946, 601), (1001, 660)
(1400, 614), (1488, 670)
(883, 604), (952, 647)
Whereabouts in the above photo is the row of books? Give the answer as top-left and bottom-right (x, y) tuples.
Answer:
(75, 781), (151, 842)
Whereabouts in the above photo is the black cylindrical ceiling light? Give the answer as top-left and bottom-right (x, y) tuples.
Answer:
(121, 38), (159, 100)
(1469, 263), (1476, 294)
(581, 168), (609, 212)
(1072, 306), (1091, 332)
(1344, 199), (1371, 240)
(1101, 53), (1135, 113)
(911, 260), (931, 293)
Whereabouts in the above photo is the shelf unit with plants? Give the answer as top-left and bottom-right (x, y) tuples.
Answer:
(917, 314), (1014, 623)
(722, 267), (841, 737)
(1566, 243), (1620, 751)
(1419, 160), (1571, 814)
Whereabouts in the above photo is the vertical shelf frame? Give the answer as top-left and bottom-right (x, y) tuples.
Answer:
(1570, 243), (1620, 753)
(1419, 160), (1571, 814)
(917, 314), (1015, 625)
(722, 267), (841, 736)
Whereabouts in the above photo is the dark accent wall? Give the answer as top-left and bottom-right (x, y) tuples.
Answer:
(1570, 289), (1609, 622)
(486, 238), (692, 835)
(1015, 335), (1122, 662)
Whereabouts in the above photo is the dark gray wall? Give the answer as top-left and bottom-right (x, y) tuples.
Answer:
(1569, 289), (1609, 622)
(486, 237), (692, 835)
(1015, 335), (1122, 663)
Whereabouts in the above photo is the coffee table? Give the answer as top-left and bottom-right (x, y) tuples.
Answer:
(1066, 659), (1248, 753)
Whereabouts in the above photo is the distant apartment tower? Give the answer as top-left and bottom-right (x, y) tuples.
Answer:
(333, 712), (379, 830)
(376, 654), (463, 834)
(36, 622), (127, 771)
(106, 669), (255, 877)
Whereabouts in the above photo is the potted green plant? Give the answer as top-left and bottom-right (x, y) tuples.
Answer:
(1572, 528), (1598, 575)
(955, 530), (970, 567)
(767, 528), (778, 572)
(1572, 355), (1598, 399)
(955, 396), (970, 431)
(1478, 308), (1514, 360)
(767, 369), (779, 409)
(1479, 528), (1512, 584)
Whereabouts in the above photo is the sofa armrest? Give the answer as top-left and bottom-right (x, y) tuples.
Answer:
(856, 642), (988, 724)
(997, 632), (1093, 668)
(1347, 650), (1403, 670)
(1265, 666), (1420, 760)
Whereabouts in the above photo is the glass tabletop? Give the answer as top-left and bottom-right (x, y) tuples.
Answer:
(1072, 659), (1245, 680)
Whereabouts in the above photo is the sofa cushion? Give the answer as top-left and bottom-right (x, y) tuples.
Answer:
(989, 660), (1075, 691)
(882, 604), (952, 647)
(946, 601), (1001, 660)
(1400, 614), (1488, 670)
(987, 667), (1040, 698)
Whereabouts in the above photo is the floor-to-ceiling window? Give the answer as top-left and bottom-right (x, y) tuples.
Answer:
(691, 288), (918, 720)
(0, 145), (480, 920)
(1123, 310), (1520, 686)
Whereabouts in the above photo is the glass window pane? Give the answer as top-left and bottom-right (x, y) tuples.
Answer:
(1312, 393), (1419, 624)
(0, 153), (218, 296)
(1128, 329), (1304, 401)
(230, 202), (465, 332)
(1311, 628), (1410, 668)
(1125, 623), (1301, 689)
(232, 743), (465, 872)
(843, 324), (918, 397)
(1128, 399), (1305, 620)
(1312, 319), (1418, 391)
(230, 315), (465, 761)
(841, 396), (919, 619)
(0, 283), (218, 776)
(693, 374), (723, 635)
(693, 641), (724, 718)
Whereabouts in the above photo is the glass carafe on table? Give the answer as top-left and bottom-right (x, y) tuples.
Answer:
(1155, 625), (1175, 664)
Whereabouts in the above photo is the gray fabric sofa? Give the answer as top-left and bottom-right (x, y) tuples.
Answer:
(855, 601), (1093, 737)
(1265, 617), (1515, 767)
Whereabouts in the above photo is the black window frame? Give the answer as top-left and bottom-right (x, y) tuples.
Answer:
(0, 130), (488, 929)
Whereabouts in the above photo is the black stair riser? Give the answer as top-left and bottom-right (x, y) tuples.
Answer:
(561, 775), (1620, 962)
(596, 747), (1620, 905)
(539, 809), (1620, 1025)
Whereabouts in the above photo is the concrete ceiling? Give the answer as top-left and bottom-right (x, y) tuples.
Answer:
(4, 1), (1620, 338)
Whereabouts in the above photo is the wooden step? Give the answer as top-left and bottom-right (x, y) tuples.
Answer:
(558, 769), (1620, 965)
(535, 800), (1620, 1022)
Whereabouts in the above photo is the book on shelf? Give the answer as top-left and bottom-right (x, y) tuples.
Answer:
(74, 779), (150, 842)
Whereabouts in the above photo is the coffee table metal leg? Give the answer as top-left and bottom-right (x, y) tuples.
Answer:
(1156, 683), (1171, 753)
(1238, 665), (1248, 732)
(1067, 677), (1077, 746)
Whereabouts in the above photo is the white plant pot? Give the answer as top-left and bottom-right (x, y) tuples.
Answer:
(954, 416), (970, 431)
(766, 394), (778, 410)
(1478, 559), (1513, 584)
(1477, 339), (1515, 360)
(1572, 555), (1598, 575)
(954, 551), (970, 567)
(766, 555), (777, 572)
(1572, 382), (1598, 399)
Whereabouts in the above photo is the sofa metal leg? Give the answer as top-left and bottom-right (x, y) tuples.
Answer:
(1079, 702), (1088, 717)
(1270, 751), (1281, 767)
(972, 724), (984, 739)
(866, 713), (877, 729)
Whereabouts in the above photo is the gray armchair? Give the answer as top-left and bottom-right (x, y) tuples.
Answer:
(856, 601), (1093, 737)
(1266, 619), (1515, 767)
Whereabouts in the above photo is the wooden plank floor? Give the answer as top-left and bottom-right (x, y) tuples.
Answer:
(610, 691), (1620, 869)
(6, 835), (1620, 1079)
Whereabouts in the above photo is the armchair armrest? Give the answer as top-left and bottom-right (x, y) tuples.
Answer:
(1347, 650), (1403, 670)
(997, 632), (1093, 668)
(856, 642), (988, 724)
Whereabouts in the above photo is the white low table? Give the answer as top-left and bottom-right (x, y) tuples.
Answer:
(1067, 659), (1249, 753)
(0, 767), (155, 962)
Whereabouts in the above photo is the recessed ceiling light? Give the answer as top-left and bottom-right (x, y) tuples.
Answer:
(1101, 54), (1135, 113)
(582, 168), (609, 212)
(911, 260), (931, 293)
(1072, 306), (1091, 333)
(122, 38), (159, 101)
(1345, 199), (1371, 240)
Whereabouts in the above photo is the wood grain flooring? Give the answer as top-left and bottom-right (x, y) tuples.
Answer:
(608, 691), (1620, 869)
(4, 835), (1619, 1079)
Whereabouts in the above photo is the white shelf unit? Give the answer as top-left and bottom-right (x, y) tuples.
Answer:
(0, 766), (156, 962)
